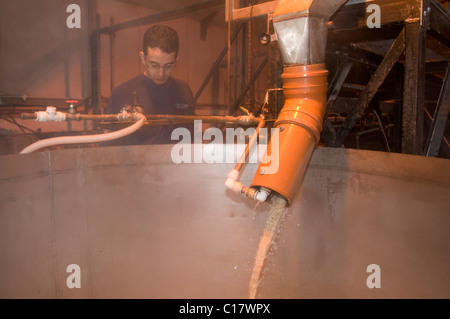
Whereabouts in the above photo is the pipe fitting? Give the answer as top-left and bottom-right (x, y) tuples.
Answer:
(236, 115), (255, 125)
(117, 111), (133, 122)
(250, 63), (328, 207)
(237, 187), (270, 203)
(254, 188), (271, 202)
(35, 106), (67, 122)
(275, 64), (328, 144)
(225, 169), (244, 193)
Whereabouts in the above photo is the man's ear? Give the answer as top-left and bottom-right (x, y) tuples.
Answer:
(139, 51), (145, 65)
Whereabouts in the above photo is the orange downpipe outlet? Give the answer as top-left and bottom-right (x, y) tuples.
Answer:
(250, 63), (328, 207)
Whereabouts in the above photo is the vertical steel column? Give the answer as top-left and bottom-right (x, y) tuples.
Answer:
(322, 59), (353, 146)
(392, 67), (404, 153)
(90, 14), (101, 114)
(83, 0), (97, 113)
(402, 21), (426, 154)
(241, 22), (248, 111)
(234, 23), (239, 110)
(423, 62), (450, 157)
(63, 28), (71, 99)
(227, 1), (232, 115)
(267, 8), (282, 119)
(247, 14), (253, 107)
(80, 0), (89, 103)
(109, 17), (115, 95)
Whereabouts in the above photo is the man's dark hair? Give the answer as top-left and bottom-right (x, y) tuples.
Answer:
(143, 25), (179, 57)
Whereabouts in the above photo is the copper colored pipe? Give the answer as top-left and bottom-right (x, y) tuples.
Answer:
(224, 116), (270, 203)
(250, 64), (328, 206)
(21, 113), (260, 126)
(233, 117), (265, 172)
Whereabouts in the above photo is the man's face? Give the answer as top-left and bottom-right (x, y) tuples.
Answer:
(140, 47), (177, 85)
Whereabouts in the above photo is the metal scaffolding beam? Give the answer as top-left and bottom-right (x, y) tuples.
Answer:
(332, 27), (406, 147)
(99, 0), (223, 34)
(423, 61), (450, 156)
(402, 21), (426, 155)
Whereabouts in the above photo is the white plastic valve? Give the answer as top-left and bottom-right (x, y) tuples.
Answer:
(255, 188), (271, 202)
(36, 106), (66, 122)
(225, 169), (240, 190)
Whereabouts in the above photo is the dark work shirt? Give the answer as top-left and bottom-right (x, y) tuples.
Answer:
(105, 74), (195, 145)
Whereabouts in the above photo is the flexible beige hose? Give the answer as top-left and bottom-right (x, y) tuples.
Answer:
(19, 113), (146, 154)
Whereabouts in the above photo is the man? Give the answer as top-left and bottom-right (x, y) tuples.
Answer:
(105, 24), (195, 145)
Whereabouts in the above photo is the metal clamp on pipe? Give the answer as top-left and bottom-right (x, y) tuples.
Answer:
(235, 115), (258, 126)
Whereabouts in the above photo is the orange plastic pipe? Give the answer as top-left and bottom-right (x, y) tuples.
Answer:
(250, 63), (328, 206)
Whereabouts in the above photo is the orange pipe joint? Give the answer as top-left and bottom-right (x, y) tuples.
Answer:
(250, 63), (328, 207)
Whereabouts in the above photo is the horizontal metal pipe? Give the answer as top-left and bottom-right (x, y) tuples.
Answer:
(21, 112), (263, 126)
(144, 114), (262, 126)
(20, 113), (118, 121)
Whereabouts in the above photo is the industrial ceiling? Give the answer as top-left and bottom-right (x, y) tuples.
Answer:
(117, 0), (227, 27)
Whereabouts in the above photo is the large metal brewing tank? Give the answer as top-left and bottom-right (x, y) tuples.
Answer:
(0, 145), (449, 298)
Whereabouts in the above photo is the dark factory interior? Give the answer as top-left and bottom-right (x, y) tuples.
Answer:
(0, 0), (449, 157)
(0, 0), (449, 300)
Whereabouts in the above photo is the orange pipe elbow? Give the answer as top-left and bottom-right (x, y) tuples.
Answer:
(250, 63), (328, 206)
